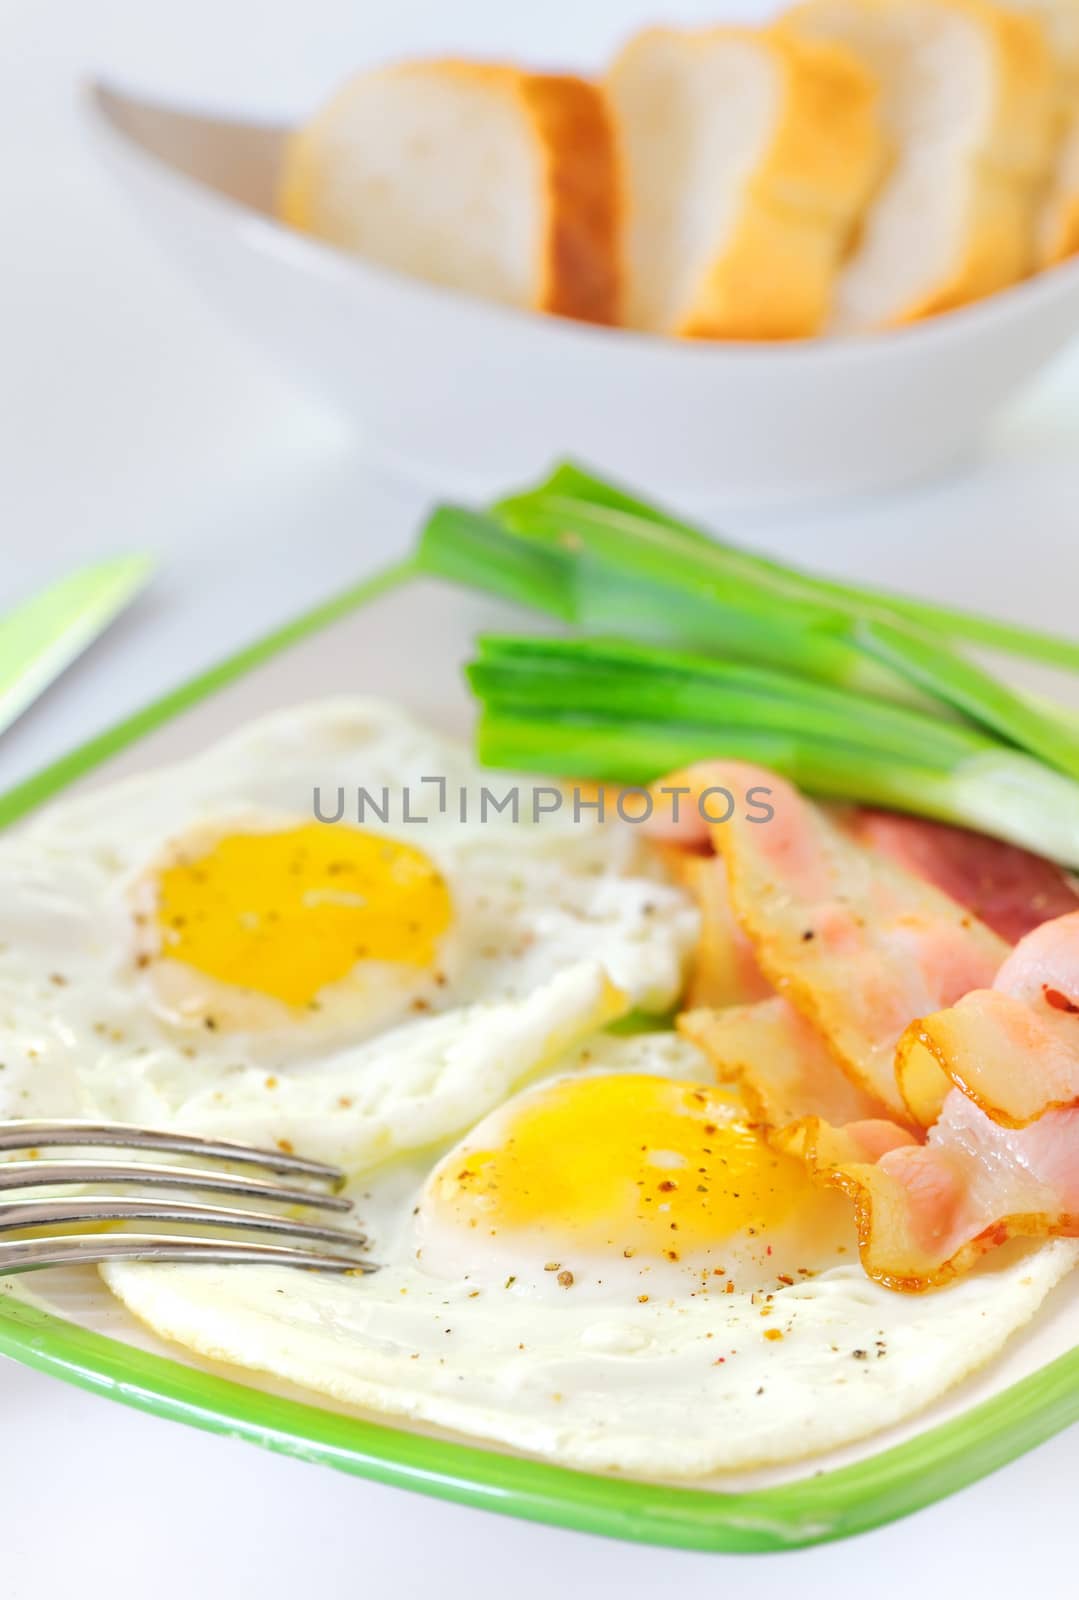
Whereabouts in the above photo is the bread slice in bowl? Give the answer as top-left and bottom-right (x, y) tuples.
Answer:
(1004, 0), (1079, 262)
(280, 60), (621, 324)
(783, 0), (1056, 328)
(608, 26), (882, 340)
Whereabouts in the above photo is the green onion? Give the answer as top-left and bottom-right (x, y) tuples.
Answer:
(470, 635), (990, 770)
(477, 704), (1079, 866)
(488, 476), (1079, 775)
(515, 461), (1079, 675)
(422, 499), (951, 713)
(854, 619), (1079, 782)
(411, 462), (1079, 865)
(416, 506), (575, 621)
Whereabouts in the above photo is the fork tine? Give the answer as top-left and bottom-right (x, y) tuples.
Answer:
(0, 1233), (377, 1274)
(0, 1121), (343, 1186)
(0, 1160), (353, 1212)
(0, 1195), (369, 1247)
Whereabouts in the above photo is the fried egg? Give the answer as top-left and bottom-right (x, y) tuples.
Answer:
(103, 1031), (1079, 1477)
(0, 699), (697, 1123)
(80, 963), (626, 1169)
(414, 1070), (855, 1299)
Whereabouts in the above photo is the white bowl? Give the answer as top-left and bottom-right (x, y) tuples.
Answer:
(86, 79), (1079, 510)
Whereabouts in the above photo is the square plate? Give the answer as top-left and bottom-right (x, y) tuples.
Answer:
(1, 559), (1077, 1554)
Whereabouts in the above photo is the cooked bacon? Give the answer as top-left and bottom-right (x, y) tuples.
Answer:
(660, 848), (771, 1008)
(682, 989), (1079, 1289)
(845, 808), (1079, 944)
(897, 911), (1079, 1126)
(651, 762), (1007, 1119)
(783, 1091), (1079, 1290)
(680, 997), (888, 1126)
(684, 990), (1079, 1290)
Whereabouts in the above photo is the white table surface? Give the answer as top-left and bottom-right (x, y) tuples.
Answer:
(4, 1), (1079, 1594)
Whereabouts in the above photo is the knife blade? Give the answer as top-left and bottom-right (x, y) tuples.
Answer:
(0, 555), (153, 739)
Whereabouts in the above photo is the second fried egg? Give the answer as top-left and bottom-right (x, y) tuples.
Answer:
(103, 1031), (1079, 1478)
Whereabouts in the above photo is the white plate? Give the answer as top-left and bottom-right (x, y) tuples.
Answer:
(2, 572), (1077, 1552)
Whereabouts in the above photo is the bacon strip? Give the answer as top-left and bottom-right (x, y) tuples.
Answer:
(782, 1091), (1079, 1290)
(660, 848), (771, 1008)
(686, 992), (1079, 1290)
(652, 762), (1007, 1120)
(897, 911), (1079, 1126)
(679, 997), (886, 1127)
(844, 808), (1079, 945)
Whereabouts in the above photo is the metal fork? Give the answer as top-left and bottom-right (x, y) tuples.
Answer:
(0, 1121), (377, 1274)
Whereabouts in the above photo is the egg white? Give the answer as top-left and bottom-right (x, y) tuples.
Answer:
(102, 1031), (1079, 1477)
(0, 698), (697, 1121)
(78, 962), (626, 1169)
(10, 695), (1071, 1481)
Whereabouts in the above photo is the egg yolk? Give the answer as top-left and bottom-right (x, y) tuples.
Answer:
(152, 824), (452, 1008)
(426, 1073), (816, 1259)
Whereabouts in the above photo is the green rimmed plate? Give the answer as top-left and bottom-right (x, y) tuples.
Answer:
(0, 559), (1075, 1554)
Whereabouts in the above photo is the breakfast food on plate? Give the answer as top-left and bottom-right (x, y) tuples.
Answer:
(782, 0), (1056, 328)
(606, 27), (882, 338)
(278, 61), (621, 325)
(6, 668), (1079, 1479)
(844, 806), (1079, 940)
(0, 699), (695, 1149)
(649, 760), (1009, 1118)
(10, 457), (1079, 1478)
(1005, 0), (1079, 260)
(660, 764), (1079, 1290)
(99, 1024), (1077, 1476)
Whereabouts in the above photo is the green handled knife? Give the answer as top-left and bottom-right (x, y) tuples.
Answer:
(0, 555), (153, 739)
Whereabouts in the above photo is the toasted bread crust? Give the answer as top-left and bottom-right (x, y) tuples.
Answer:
(783, 0), (1056, 326)
(279, 59), (620, 326)
(609, 26), (882, 340)
(922, 0), (1054, 316)
(518, 73), (621, 325)
(1041, 107), (1079, 263)
(679, 31), (882, 339)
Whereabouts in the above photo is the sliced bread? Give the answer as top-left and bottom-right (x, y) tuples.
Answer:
(279, 61), (621, 324)
(1004, 0), (1079, 262)
(782, 0), (1056, 329)
(607, 26), (883, 339)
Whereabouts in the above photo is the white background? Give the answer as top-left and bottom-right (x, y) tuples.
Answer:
(4, 2), (1079, 1595)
